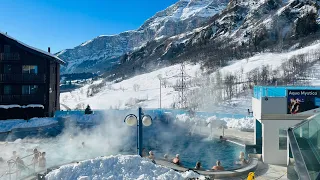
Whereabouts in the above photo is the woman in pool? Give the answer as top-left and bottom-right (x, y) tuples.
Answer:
(32, 148), (40, 170)
(172, 154), (180, 165)
(38, 152), (46, 169)
(194, 161), (204, 170)
(212, 160), (224, 171)
(235, 152), (248, 166)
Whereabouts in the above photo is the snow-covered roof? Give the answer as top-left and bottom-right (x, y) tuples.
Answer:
(0, 32), (66, 65)
(0, 104), (44, 109)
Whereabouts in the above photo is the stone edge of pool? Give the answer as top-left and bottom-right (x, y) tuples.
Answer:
(23, 156), (259, 180)
(155, 157), (259, 178)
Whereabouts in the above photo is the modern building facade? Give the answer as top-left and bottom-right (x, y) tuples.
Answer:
(252, 86), (320, 165)
(0, 32), (65, 120)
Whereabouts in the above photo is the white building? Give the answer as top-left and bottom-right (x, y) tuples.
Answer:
(252, 86), (320, 165)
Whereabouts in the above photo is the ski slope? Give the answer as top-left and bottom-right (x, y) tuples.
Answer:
(60, 42), (320, 112)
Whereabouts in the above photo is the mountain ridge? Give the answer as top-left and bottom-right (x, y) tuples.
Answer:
(57, 0), (229, 74)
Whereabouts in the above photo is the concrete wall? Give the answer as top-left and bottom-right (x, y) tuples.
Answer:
(252, 97), (261, 120)
(261, 97), (287, 114)
(261, 119), (303, 165)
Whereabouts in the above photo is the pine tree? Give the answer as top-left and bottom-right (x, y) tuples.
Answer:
(85, 105), (93, 114)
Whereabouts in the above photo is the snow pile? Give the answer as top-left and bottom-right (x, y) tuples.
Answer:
(175, 114), (254, 131)
(206, 116), (227, 128)
(45, 155), (205, 180)
(175, 114), (191, 123)
(222, 117), (255, 131)
(0, 118), (58, 132)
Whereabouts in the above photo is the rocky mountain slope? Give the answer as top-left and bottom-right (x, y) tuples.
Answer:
(57, 0), (229, 74)
(114, 0), (320, 79)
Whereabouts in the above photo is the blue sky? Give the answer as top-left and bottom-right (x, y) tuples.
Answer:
(0, 0), (177, 53)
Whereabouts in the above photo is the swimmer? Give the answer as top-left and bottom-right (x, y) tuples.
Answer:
(148, 151), (155, 160)
(142, 148), (147, 157)
(212, 160), (224, 171)
(220, 136), (227, 141)
(195, 161), (204, 170)
(32, 148), (40, 169)
(38, 152), (46, 169)
(148, 151), (156, 164)
(172, 154), (180, 165)
(164, 154), (169, 161)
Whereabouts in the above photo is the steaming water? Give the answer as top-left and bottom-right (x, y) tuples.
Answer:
(0, 111), (246, 178)
(147, 135), (244, 170)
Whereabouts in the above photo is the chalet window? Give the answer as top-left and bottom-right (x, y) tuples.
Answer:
(4, 85), (12, 95)
(22, 65), (38, 74)
(3, 64), (12, 73)
(22, 85), (38, 95)
(4, 45), (10, 53)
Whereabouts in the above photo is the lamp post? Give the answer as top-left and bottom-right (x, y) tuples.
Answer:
(124, 107), (152, 156)
(157, 74), (162, 109)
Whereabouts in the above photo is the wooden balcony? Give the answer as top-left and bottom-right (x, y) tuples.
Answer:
(0, 95), (44, 104)
(0, 53), (20, 61)
(0, 74), (46, 83)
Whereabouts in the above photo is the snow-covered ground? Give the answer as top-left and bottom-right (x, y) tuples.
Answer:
(61, 64), (201, 110)
(45, 155), (204, 180)
(61, 41), (320, 113)
(176, 113), (254, 131)
(0, 118), (58, 133)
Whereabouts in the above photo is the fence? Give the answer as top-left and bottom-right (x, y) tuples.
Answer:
(0, 152), (42, 180)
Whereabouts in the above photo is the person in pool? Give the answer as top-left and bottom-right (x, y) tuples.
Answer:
(220, 136), (227, 141)
(235, 152), (248, 166)
(142, 148), (147, 157)
(212, 160), (224, 171)
(148, 151), (156, 164)
(194, 161), (204, 170)
(38, 152), (46, 169)
(172, 154), (180, 165)
(163, 154), (169, 161)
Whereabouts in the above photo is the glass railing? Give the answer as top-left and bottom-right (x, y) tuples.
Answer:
(289, 114), (320, 180)
(253, 86), (320, 99)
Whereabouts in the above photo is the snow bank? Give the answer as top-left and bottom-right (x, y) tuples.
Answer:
(175, 114), (191, 123)
(176, 114), (254, 131)
(222, 117), (254, 131)
(45, 155), (205, 180)
(0, 118), (58, 132)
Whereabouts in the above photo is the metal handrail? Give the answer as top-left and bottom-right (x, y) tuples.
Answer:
(0, 152), (41, 180)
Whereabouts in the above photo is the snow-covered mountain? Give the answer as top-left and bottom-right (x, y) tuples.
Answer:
(116, 0), (320, 75)
(57, 0), (229, 74)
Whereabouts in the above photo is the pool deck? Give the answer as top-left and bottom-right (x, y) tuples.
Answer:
(215, 162), (289, 180)
(192, 127), (291, 179)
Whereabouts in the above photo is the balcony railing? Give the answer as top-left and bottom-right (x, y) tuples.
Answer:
(0, 74), (46, 83)
(0, 53), (20, 61)
(0, 95), (44, 104)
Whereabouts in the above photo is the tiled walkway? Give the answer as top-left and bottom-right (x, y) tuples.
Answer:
(215, 162), (289, 180)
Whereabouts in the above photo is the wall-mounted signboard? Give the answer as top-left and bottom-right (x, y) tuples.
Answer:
(287, 90), (320, 114)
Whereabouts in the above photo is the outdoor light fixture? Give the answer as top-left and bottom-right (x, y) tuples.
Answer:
(124, 114), (138, 126)
(124, 107), (153, 156)
(142, 115), (152, 126)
